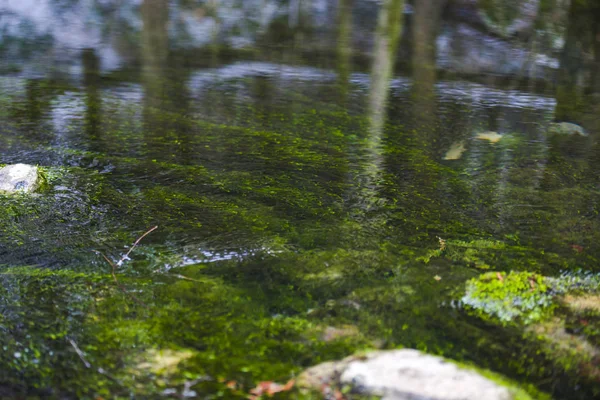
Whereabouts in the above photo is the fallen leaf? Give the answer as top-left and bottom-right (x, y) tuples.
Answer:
(281, 379), (295, 392)
(475, 131), (503, 143)
(226, 381), (237, 389)
(496, 273), (504, 282)
(443, 141), (466, 160)
(248, 379), (295, 398)
(249, 381), (273, 396)
(433, 275), (442, 281)
(529, 278), (536, 291)
(437, 236), (446, 251)
(571, 244), (584, 253)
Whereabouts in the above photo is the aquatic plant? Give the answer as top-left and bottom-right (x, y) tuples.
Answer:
(463, 270), (600, 325)
(462, 271), (554, 324)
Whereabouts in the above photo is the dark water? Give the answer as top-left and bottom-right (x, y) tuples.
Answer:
(1, 0), (600, 398)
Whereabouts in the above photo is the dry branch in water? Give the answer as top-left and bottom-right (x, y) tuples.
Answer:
(68, 337), (91, 368)
(98, 226), (158, 307)
(118, 225), (158, 266)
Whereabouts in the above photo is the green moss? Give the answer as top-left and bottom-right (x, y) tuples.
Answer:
(3, 41), (600, 398)
(462, 271), (554, 325)
(448, 359), (549, 400)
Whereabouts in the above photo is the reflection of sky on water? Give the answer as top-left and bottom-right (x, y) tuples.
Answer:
(2, 0), (562, 80)
(165, 247), (282, 270)
(188, 62), (556, 112)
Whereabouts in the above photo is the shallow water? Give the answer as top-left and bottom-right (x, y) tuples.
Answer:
(1, 1), (600, 399)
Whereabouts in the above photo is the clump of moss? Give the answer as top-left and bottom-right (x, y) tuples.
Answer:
(462, 271), (554, 324)
(547, 271), (600, 295)
(463, 270), (600, 325)
(419, 238), (528, 270)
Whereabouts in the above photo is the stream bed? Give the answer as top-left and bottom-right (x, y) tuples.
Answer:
(1, 1), (600, 399)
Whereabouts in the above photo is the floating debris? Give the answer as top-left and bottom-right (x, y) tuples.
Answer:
(443, 141), (466, 160)
(475, 131), (503, 143)
(548, 122), (587, 137)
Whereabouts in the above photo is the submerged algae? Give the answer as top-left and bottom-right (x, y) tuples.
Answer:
(462, 269), (600, 394)
(463, 270), (600, 325)
(462, 271), (553, 324)
(1, 57), (600, 400)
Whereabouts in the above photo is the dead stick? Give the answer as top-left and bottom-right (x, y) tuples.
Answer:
(169, 273), (205, 283)
(97, 226), (158, 308)
(100, 251), (148, 308)
(68, 337), (123, 385)
(68, 337), (91, 368)
(118, 225), (158, 266)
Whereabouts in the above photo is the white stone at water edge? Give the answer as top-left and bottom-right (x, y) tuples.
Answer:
(340, 350), (512, 400)
(299, 349), (515, 400)
(0, 164), (41, 193)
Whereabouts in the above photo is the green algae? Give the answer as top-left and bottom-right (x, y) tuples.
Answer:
(463, 271), (554, 325)
(463, 270), (600, 325)
(444, 359), (548, 400)
(1, 47), (600, 400)
(462, 269), (600, 396)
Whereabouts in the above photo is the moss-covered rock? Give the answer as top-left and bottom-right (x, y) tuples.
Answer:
(298, 349), (540, 400)
(462, 270), (600, 385)
(462, 271), (553, 324)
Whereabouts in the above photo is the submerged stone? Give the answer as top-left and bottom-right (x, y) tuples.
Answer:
(548, 122), (587, 137)
(462, 271), (553, 324)
(0, 164), (41, 194)
(443, 141), (467, 160)
(298, 349), (528, 400)
(321, 325), (361, 342)
(463, 271), (600, 381)
(476, 131), (504, 143)
(135, 348), (196, 376)
(527, 317), (600, 380)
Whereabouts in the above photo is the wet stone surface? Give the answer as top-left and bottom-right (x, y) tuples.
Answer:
(0, 164), (40, 193)
(298, 349), (525, 400)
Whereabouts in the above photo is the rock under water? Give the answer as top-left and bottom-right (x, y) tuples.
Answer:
(0, 164), (41, 194)
(548, 122), (587, 136)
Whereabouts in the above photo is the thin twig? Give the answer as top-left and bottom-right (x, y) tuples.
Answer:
(168, 273), (205, 283)
(99, 251), (148, 308)
(101, 253), (119, 283)
(96, 226), (158, 308)
(118, 225), (158, 266)
(68, 337), (124, 387)
(68, 337), (91, 368)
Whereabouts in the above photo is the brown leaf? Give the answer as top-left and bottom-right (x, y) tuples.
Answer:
(249, 379), (295, 398)
(226, 380), (237, 390)
(571, 244), (584, 253)
(496, 273), (504, 282)
(249, 381), (273, 396)
(281, 379), (295, 392)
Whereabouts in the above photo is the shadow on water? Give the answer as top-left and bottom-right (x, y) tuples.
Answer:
(0, 0), (600, 398)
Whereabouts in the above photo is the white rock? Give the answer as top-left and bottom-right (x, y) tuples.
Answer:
(299, 349), (519, 400)
(0, 164), (41, 193)
(340, 350), (512, 400)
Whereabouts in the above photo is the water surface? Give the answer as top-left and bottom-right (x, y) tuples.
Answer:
(1, 1), (600, 398)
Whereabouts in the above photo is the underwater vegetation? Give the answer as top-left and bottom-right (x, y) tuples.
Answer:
(0, 31), (599, 397)
(462, 269), (600, 392)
